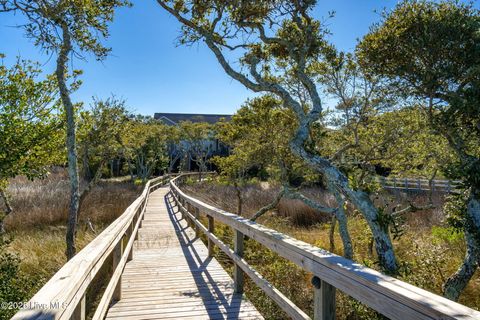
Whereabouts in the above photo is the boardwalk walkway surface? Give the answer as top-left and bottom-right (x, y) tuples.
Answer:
(105, 187), (263, 320)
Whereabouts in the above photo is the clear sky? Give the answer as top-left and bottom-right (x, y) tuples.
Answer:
(1, 0), (401, 116)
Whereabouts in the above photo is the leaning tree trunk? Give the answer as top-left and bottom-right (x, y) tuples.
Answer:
(56, 24), (80, 260)
(329, 184), (354, 260)
(443, 230), (479, 301)
(234, 182), (243, 216)
(443, 189), (480, 301)
(290, 140), (398, 273)
(329, 216), (336, 253)
(0, 189), (13, 234)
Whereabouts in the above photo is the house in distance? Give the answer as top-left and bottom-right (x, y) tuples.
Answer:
(154, 112), (232, 171)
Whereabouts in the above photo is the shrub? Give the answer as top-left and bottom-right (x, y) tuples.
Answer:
(431, 226), (464, 245)
(0, 237), (38, 320)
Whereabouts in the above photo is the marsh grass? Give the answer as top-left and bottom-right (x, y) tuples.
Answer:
(1, 169), (141, 319)
(184, 180), (480, 319)
(5, 170), (140, 230)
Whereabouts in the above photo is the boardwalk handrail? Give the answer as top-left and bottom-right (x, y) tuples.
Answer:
(12, 174), (171, 320)
(170, 173), (480, 320)
(377, 176), (462, 193)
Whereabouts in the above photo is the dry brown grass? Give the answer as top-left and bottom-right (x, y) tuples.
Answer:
(5, 169), (141, 231)
(184, 181), (333, 226)
(2, 169), (142, 312)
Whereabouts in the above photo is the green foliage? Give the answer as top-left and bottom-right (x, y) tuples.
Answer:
(444, 190), (469, 232)
(0, 237), (37, 320)
(357, 0), (480, 188)
(77, 96), (129, 179)
(179, 121), (215, 172)
(133, 179), (143, 186)
(0, 57), (63, 187)
(0, 0), (132, 60)
(432, 226), (464, 245)
(216, 95), (317, 184)
(120, 117), (169, 181)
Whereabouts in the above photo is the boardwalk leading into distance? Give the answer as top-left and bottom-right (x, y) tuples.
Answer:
(105, 187), (263, 320)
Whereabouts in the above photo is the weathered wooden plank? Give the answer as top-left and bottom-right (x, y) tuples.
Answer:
(104, 187), (263, 320)
(312, 276), (335, 320)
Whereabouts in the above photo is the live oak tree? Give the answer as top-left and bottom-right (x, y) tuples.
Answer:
(120, 117), (169, 183)
(156, 0), (399, 272)
(0, 0), (131, 259)
(215, 95), (308, 215)
(216, 95), (303, 181)
(179, 121), (215, 179)
(357, 0), (480, 299)
(0, 57), (63, 234)
(165, 125), (183, 173)
(77, 96), (129, 214)
(316, 51), (455, 254)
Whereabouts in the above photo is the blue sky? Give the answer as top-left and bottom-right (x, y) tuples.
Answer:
(1, 0), (400, 116)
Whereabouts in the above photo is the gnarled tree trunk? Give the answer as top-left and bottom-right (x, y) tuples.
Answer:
(56, 23), (80, 260)
(443, 189), (480, 301)
(329, 183), (354, 260)
(0, 189), (13, 234)
(290, 138), (397, 273)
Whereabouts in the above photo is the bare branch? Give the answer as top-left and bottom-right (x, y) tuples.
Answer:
(250, 187), (286, 221)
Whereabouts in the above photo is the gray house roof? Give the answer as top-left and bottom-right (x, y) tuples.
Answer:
(154, 112), (232, 125)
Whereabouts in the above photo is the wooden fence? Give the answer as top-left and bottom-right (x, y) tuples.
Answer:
(377, 176), (462, 193)
(170, 174), (479, 320)
(11, 175), (171, 320)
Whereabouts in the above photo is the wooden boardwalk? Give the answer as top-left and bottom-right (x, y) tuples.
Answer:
(105, 187), (263, 320)
(13, 175), (480, 320)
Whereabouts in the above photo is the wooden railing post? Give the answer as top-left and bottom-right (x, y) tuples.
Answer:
(180, 198), (185, 220)
(234, 230), (244, 294)
(70, 295), (86, 320)
(128, 223), (134, 261)
(312, 276), (335, 320)
(194, 207), (200, 237)
(112, 238), (124, 301)
(207, 215), (214, 257)
(184, 201), (190, 227)
(139, 197), (146, 229)
(135, 205), (141, 240)
(188, 203), (194, 229)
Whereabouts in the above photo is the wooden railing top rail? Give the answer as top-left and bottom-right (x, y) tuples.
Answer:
(170, 174), (480, 320)
(12, 174), (170, 320)
(379, 177), (462, 184)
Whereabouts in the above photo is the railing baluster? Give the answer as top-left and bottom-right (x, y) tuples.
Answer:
(194, 207), (200, 237)
(70, 294), (86, 320)
(234, 230), (244, 293)
(207, 215), (215, 257)
(127, 223), (134, 261)
(112, 238), (123, 301)
(312, 276), (335, 320)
